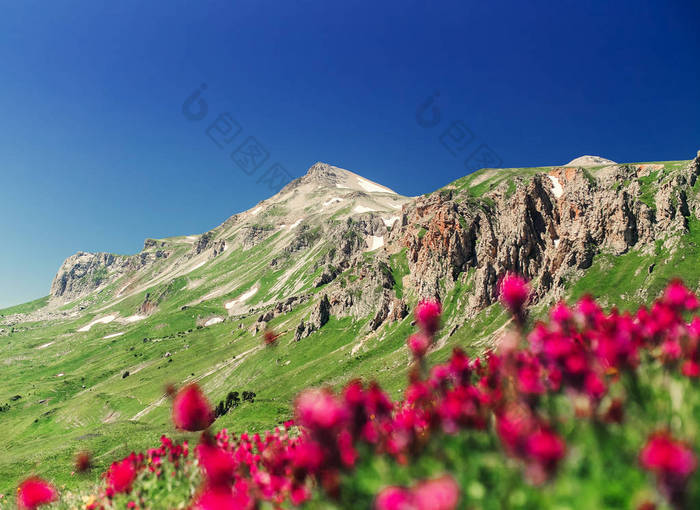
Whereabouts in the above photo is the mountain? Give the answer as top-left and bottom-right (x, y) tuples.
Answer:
(565, 155), (617, 167)
(1, 151), (700, 493)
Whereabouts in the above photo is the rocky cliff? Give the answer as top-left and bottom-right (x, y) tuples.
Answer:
(42, 153), (700, 342)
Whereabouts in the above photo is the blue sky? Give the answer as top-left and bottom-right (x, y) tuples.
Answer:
(1, 0), (699, 307)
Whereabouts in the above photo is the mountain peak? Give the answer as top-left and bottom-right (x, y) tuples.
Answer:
(565, 155), (617, 167)
(296, 162), (398, 194)
(303, 162), (349, 185)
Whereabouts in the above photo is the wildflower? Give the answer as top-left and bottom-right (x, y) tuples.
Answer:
(412, 475), (460, 510)
(663, 280), (699, 312)
(407, 333), (431, 359)
(292, 440), (324, 474)
(263, 328), (280, 346)
(16, 478), (57, 510)
(192, 480), (253, 510)
(374, 486), (413, 510)
(640, 432), (697, 506)
(415, 299), (442, 335)
(106, 458), (136, 494)
(75, 451), (92, 473)
(172, 384), (215, 431)
(499, 273), (529, 318)
(527, 428), (565, 473)
(196, 440), (236, 487)
(295, 388), (347, 430)
(640, 432), (696, 478)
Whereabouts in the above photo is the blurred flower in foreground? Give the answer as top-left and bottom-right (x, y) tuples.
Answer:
(173, 383), (215, 431)
(499, 273), (530, 318)
(415, 299), (442, 335)
(375, 475), (459, 510)
(16, 477), (57, 510)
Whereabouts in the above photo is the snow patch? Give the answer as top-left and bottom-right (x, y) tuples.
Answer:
(250, 206), (263, 215)
(365, 236), (385, 251)
(353, 205), (376, 214)
(104, 332), (125, 339)
(123, 314), (147, 323)
(56, 373), (64, 377)
(204, 317), (224, 327)
(382, 216), (400, 228)
(225, 286), (259, 310)
(335, 183), (351, 189)
(553, 239), (560, 248)
(548, 175), (563, 198)
(78, 315), (117, 332)
(356, 178), (393, 194)
(36, 341), (54, 350)
(323, 197), (343, 207)
(189, 260), (207, 272)
(288, 219), (302, 229)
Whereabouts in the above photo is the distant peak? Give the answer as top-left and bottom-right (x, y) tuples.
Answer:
(298, 162), (399, 194)
(565, 155), (617, 167)
(304, 162), (349, 183)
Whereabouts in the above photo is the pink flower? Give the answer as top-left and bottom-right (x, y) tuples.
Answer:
(499, 274), (530, 317)
(407, 333), (431, 359)
(663, 280), (699, 311)
(292, 440), (324, 473)
(374, 476), (459, 510)
(196, 441), (236, 487)
(106, 459), (136, 494)
(295, 388), (347, 430)
(640, 432), (697, 478)
(374, 486), (414, 510)
(412, 475), (459, 510)
(193, 481), (252, 510)
(16, 478), (57, 510)
(172, 384), (214, 432)
(415, 299), (442, 335)
(682, 360), (700, 377)
(527, 428), (565, 472)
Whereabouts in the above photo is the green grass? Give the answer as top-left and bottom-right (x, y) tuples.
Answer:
(389, 249), (410, 299)
(0, 295), (49, 316)
(1, 157), (698, 498)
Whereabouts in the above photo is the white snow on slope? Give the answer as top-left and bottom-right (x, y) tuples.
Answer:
(288, 219), (302, 229)
(353, 205), (376, 214)
(78, 315), (117, 332)
(123, 314), (147, 323)
(104, 332), (125, 339)
(225, 286), (258, 310)
(204, 317), (224, 327)
(250, 206), (263, 215)
(548, 175), (563, 198)
(36, 342), (54, 350)
(382, 216), (400, 228)
(356, 178), (394, 194)
(323, 197), (343, 207)
(365, 236), (385, 251)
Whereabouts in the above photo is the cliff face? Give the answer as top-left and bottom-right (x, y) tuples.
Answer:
(384, 152), (700, 320)
(44, 153), (700, 339)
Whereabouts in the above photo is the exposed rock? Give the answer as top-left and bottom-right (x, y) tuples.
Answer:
(565, 155), (617, 167)
(294, 295), (330, 341)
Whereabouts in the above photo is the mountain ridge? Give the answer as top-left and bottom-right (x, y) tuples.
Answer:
(2, 150), (700, 491)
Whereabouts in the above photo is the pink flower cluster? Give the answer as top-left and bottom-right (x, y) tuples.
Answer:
(15, 278), (700, 509)
(85, 435), (190, 509)
(375, 475), (460, 510)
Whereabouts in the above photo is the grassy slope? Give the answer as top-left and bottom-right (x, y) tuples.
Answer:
(0, 159), (697, 495)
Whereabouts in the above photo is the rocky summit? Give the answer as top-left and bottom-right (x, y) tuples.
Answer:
(1, 151), (700, 491)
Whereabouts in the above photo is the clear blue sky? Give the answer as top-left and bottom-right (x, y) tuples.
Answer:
(1, 0), (699, 308)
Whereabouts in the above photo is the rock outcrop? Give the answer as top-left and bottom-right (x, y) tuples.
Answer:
(294, 294), (331, 341)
